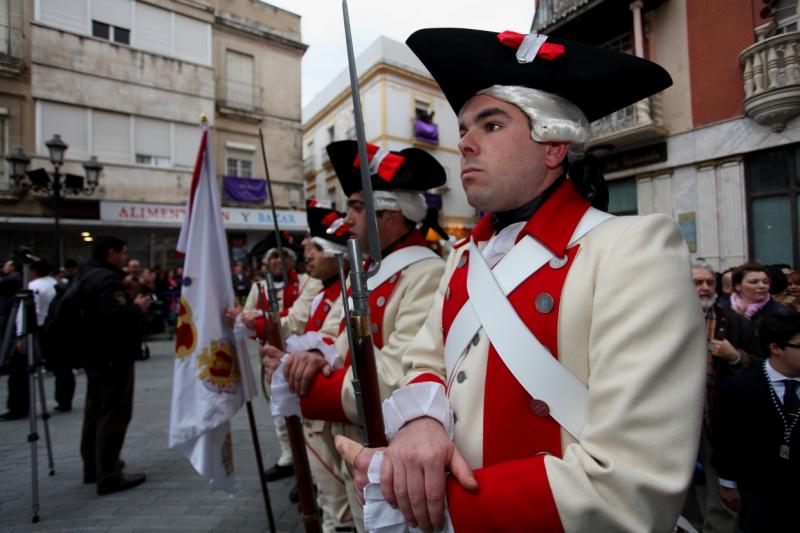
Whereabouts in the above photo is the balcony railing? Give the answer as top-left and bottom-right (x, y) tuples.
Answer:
(740, 30), (800, 132)
(591, 94), (663, 143)
(219, 79), (264, 113)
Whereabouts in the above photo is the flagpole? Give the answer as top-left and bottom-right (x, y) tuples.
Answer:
(245, 401), (277, 533)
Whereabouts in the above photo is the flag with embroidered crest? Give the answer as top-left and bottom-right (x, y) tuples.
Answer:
(169, 125), (258, 493)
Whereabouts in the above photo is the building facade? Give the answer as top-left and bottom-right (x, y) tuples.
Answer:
(302, 36), (475, 241)
(534, 0), (800, 270)
(0, 0), (306, 268)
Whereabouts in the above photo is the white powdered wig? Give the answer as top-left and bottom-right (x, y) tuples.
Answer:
(311, 236), (347, 257)
(263, 247), (297, 263)
(477, 85), (591, 150)
(373, 190), (427, 223)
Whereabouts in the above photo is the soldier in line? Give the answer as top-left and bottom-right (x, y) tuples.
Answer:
(337, 28), (706, 533)
(262, 141), (447, 531)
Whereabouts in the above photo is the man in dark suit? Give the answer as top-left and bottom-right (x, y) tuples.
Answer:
(713, 311), (800, 533)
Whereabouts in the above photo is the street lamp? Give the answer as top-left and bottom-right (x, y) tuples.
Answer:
(5, 135), (104, 268)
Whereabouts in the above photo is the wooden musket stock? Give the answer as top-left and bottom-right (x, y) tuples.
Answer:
(263, 277), (321, 533)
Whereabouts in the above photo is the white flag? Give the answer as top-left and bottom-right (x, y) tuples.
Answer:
(169, 127), (258, 493)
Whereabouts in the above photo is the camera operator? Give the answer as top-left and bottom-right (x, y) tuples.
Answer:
(1, 254), (59, 420)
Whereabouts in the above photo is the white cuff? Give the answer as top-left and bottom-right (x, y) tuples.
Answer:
(285, 332), (340, 366)
(270, 354), (302, 424)
(363, 451), (454, 533)
(382, 382), (454, 441)
(719, 478), (738, 489)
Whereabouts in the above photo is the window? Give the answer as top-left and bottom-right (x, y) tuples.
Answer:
(40, 101), (88, 160)
(775, 0), (800, 34)
(607, 178), (638, 215)
(92, 20), (130, 44)
(135, 154), (170, 167)
(745, 143), (800, 266)
(92, 110), (130, 163)
(134, 2), (171, 55)
(173, 124), (199, 169)
(328, 186), (338, 210)
(135, 117), (170, 167)
(226, 51), (255, 109)
(226, 151), (254, 177)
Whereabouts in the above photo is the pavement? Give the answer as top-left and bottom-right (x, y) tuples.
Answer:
(0, 337), (303, 533)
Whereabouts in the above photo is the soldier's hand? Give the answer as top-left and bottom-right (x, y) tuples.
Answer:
(260, 344), (283, 382)
(284, 350), (332, 396)
(380, 417), (477, 531)
(335, 435), (383, 505)
(223, 305), (240, 327)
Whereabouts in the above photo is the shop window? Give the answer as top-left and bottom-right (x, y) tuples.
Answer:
(745, 143), (800, 266)
(607, 177), (637, 215)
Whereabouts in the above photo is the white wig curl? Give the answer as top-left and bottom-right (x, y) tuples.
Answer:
(476, 85), (591, 153)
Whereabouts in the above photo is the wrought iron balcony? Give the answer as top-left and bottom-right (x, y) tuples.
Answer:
(739, 30), (800, 132)
(218, 79), (265, 118)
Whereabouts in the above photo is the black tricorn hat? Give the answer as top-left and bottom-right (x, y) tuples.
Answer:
(326, 140), (446, 197)
(405, 28), (673, 122)
(306, 199), (349, 248)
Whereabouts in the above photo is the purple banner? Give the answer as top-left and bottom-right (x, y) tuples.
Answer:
(414, 118), (439, 145)
(223, 175), (267, 203)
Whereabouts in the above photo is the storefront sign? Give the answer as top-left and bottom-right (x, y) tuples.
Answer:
(100, 202), (307, 230)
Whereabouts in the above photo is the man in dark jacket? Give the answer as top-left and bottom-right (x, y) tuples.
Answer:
(79, 236), (151, 495)
(0, 259), (23, 420)
(684, 263), (761, 532)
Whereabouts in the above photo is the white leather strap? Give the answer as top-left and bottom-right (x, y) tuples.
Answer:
(367, 245), (441, 291)
(467, 239), (589, 439)
(444, 208), (613, 377)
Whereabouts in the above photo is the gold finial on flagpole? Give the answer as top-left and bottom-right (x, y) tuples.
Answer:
(200, 113), (208, 125)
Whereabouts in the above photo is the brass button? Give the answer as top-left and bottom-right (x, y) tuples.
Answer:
(371, 323), (379, 334)
(323, 303), (330, 313)
(535, 293), (555, 314)
(456, 370), (467, 383)
(314, 319), (322, 328)
(457, 255), (468, 269)
(549, 255), (568, 269)
(445, 287), (451, 300)
(529, 399), (550, 418)
(376, 296), (386, 307)
(389, 274), (398, 284)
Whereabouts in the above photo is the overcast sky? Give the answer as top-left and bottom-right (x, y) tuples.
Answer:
(262, 1), (536, 108)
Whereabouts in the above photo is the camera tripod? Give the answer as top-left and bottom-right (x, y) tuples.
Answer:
(1, 260), (55, 523)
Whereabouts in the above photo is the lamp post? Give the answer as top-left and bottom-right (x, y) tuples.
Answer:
(6, 136), (103, 269)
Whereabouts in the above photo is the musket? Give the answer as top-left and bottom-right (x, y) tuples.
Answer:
(257, 130), (321, 533)
(339, 0), (388, 448)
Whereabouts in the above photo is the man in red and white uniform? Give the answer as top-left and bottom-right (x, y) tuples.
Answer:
(264, 141), (448, 531)
(337, 29), (706, 533)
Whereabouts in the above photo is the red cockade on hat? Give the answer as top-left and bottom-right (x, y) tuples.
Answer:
(497, 31), (565, 60)
(353, 143), (406, 183)
(321, 211), (348, 237)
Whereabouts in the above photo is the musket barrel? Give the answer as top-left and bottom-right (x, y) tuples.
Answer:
(345, 239), (387, 448)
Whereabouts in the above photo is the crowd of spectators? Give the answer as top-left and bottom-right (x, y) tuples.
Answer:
(686, 259), (798, 533)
